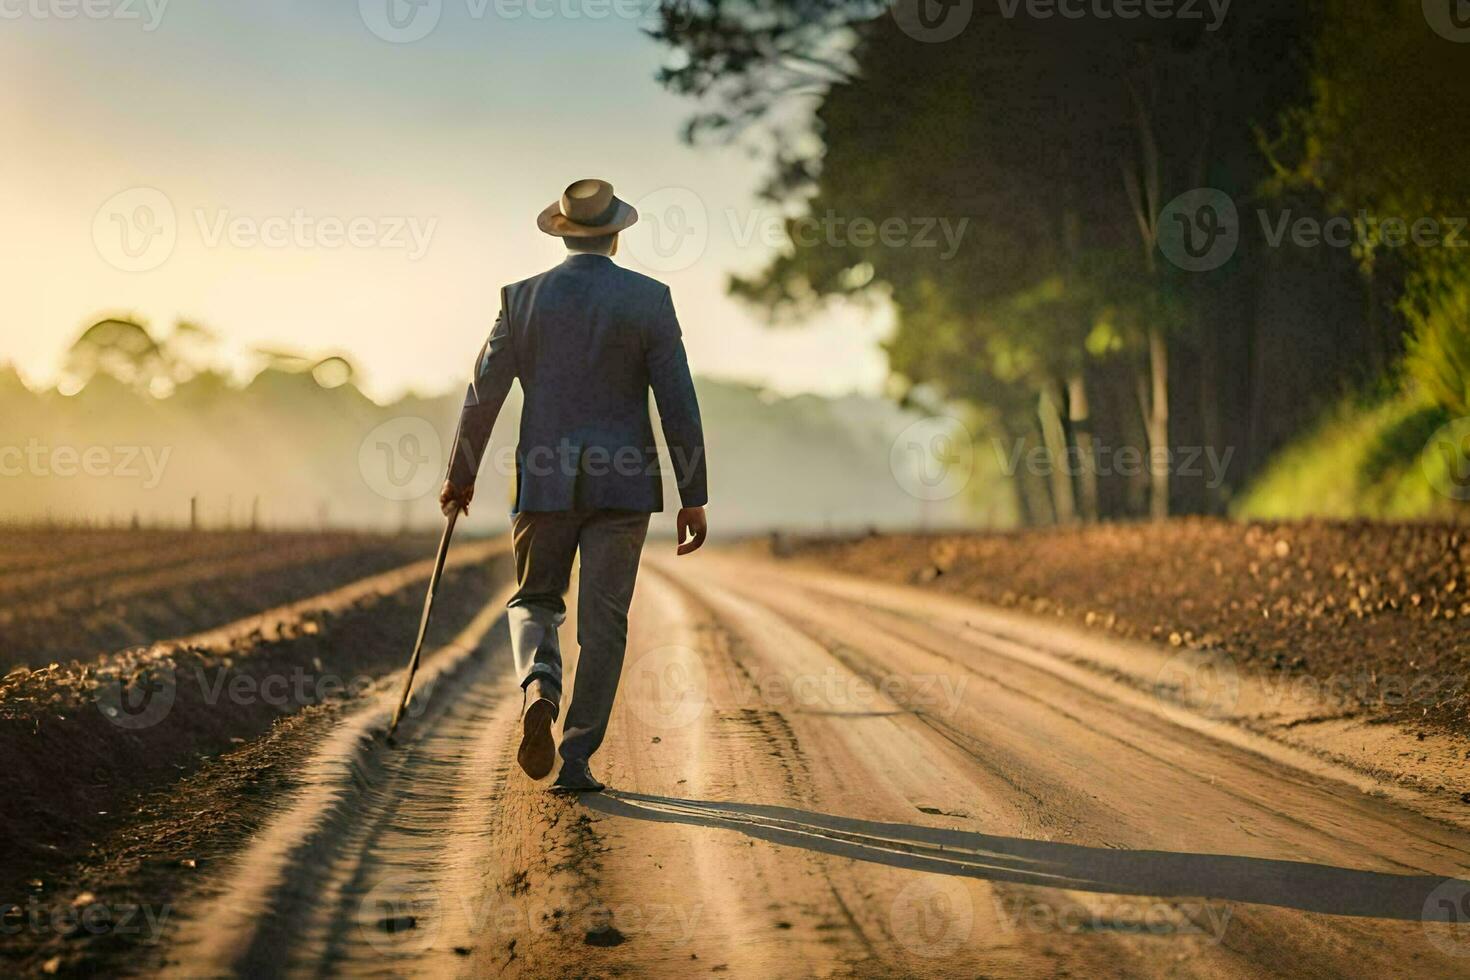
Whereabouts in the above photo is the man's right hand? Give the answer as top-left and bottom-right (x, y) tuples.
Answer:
(440, 480), (473, 517)
(676, 506), (707, 556)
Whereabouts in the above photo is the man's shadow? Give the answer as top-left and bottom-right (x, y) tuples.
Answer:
(582, 790), (1470, 922)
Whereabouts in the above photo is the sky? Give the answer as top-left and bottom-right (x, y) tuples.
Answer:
(0, 0), (891, 402)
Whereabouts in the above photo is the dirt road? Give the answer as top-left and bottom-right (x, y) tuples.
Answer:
(158, 550), (1470, 978)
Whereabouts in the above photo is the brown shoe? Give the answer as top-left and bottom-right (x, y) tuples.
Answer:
(517, 679), (559, 780)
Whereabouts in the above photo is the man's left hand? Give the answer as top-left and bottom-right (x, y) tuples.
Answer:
(676, 506), (707, 556)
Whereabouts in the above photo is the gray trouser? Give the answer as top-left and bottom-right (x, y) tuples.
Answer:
(506, 509), (650, 764)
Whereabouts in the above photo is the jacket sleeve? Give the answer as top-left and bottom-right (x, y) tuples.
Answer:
(446, 298), (516, 490)
(646, 288), (708, 508)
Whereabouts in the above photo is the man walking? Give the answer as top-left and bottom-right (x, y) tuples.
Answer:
(439, 179), (708, 793)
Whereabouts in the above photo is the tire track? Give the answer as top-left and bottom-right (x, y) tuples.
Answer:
(161, 589), (515, 978)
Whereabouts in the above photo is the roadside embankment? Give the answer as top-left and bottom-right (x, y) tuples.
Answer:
(0, 539), (512, 902)
(767, 519), (1470, 735)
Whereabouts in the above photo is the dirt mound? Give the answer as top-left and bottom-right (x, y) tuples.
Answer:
(0, 529), (438, 671)
(771, 519), (1470, 731)
(0, 545), (512, 904)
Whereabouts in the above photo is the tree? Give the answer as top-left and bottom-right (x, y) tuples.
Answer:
(1266, 0), (1470, 392)
(656, 1), (1313, 522)
(64, 318), (170, 393)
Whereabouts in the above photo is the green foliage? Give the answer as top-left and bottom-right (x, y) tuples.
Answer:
(656, 0), (1470, 522)
(1358, 401), (1454, 493)
(1235, 393), (1454, 519)
(1265, 0), (1470, 406)
(1265, 0), (1470, 255)
(1405, 278), (1470, 418)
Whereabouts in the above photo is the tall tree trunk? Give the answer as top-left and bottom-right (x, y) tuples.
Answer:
(1246, 291), (1268, 475)
(1131, 367), (1155, 517)
(1146, 327), (1170, 520)
(1038, 383), (1077, 525)
(1198, 332), (1223, 513)
(1121, 70), (1171, 521)
(1019, 417), (1057, 527)
(1011, 426), (1046, 531)
(1067, 372), (1100, 522)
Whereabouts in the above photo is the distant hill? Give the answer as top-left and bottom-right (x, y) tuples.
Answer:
(0, 369), (976, 536)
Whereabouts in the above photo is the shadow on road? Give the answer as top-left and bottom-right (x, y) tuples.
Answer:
(583, 790), (1466, 922)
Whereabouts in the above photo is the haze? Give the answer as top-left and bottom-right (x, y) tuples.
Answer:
(0, 0), (889, 402)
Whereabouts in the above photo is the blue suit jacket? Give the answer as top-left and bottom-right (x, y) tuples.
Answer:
(446, 253), (708, 513)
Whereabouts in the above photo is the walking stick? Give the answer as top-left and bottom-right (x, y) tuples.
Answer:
(386, 509), (459, 738)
